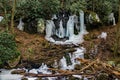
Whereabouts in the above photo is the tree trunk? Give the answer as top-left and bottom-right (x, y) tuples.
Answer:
(114, 0), (120, 57)
(10, 0), (16, 34)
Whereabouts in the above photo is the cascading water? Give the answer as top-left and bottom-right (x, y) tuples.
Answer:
(17, 18), (24, 31)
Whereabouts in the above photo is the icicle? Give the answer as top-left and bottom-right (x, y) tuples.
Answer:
(58, 20), (64, 38)
(79, 10), (88, 34)
(17, 18), (24, 31)
(45, 20), (55, 42)
(66, 15), (74, 38)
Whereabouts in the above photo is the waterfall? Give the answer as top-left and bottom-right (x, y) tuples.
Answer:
(17, 18), (24, 31)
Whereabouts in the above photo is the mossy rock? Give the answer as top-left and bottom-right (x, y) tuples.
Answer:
(97, 73), (108, 80)
(7, 56), (20, 68)
(107, 61), (116, 67)
(84, 35), (91, 41)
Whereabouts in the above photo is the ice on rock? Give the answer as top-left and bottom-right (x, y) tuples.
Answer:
(29, 69), (38, 74)
(98, 32), (107, 40)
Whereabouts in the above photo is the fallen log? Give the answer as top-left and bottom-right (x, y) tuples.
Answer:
(24, 72), (95, 77)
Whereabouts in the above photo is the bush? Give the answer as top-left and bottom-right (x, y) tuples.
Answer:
(0, 31), (20, 65)
(16, 0), (60, 21)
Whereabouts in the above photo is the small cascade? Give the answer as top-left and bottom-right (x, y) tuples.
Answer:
(79, 10), (88, 34)
(108, 13), (116, 26)
(0, 16), (4, 22)
(17, 18), (24, 31)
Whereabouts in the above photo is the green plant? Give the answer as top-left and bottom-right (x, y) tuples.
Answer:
(0, 31), (20, 65)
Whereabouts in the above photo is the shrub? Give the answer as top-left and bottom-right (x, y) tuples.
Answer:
(0, 31), (20, 65)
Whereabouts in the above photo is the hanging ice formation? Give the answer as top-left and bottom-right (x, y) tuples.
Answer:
(17, 18), (24, 31)
(45, 10), (89, 45)
(108, 12), (116, 26)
